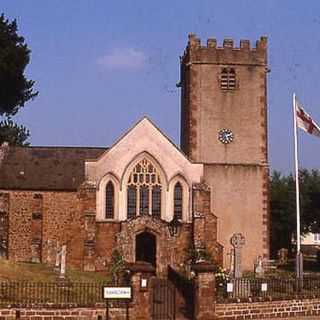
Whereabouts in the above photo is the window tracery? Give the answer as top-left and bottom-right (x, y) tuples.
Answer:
(127, 158), (162, 218)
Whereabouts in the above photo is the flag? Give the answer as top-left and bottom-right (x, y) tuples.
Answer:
(295, 99), (320, 137)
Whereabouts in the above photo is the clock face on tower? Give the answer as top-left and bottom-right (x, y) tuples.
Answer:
(218, 129), (234, 144)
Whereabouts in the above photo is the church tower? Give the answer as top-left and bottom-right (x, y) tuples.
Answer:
(180, 34), (269, 270)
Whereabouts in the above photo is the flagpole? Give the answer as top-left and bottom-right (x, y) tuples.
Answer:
(293, 93), (303, 280)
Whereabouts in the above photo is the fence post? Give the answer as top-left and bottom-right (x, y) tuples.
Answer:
(15, 310), (21, 319)
(127, 262), (155, 320)
(192, 262), (216, 320)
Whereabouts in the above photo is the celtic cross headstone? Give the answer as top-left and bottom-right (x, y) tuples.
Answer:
(230, 233), (245, 278)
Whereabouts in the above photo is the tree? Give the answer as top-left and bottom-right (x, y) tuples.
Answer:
(270, 169), (320, 257)
(0, 118), (30, 146)
(0, 13), (38, 145)
(270, 171), (296, 256)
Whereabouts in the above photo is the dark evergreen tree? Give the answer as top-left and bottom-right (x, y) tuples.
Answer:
(0, 13), (38, 145)
(0, 118), (30, 146)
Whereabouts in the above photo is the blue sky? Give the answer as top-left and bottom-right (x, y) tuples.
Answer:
(2, 0), (320, 173)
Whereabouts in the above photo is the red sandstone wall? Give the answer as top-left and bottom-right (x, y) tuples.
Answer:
(95, 222), (120, 270)
(204, 165), (269, 271)
(180, 35), (268, 165)
(1, 298), (320, 319)
(216, 299), (320, 319)
(42, 192), (78, 264)
(0, 307), (126, 319)
(7, 191), (33, 261)
(180, 35), (269, 272)
(192, 183), (222, 265)
(117, 215), (193, 276)
(0, 190), (78, 264)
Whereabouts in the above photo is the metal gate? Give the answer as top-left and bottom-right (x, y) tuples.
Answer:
(151, 279), (176, 320)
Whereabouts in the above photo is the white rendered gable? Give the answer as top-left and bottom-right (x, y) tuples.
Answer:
(85, 117), (203, 222)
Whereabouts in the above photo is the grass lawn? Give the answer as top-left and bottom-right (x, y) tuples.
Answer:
(276, 257), (320, 276)
(0, 259), (109, 282)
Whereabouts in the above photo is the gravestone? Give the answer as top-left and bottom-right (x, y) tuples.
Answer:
(230, 233), (245, 278)
(254, 255), (264, 276)
(60, 245), (67, 278)
(278, 248), (288, 265)
(55, 244), (67, 278)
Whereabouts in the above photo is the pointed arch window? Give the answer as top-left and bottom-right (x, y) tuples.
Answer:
(127, 158), (162, 218)
(105, 181), (115, 219)
(174, 182), (183, 220)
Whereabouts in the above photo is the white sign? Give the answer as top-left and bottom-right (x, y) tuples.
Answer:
(261, 283), (268, 292)
(141, 279), (147, 288)
(103, 287), (132, 300)
(227, 283), (233, 293)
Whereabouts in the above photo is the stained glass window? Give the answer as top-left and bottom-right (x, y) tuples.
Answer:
(127, 158), (162, 218)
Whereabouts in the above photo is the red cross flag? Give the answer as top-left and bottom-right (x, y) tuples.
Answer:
(295, 99), (320, 137)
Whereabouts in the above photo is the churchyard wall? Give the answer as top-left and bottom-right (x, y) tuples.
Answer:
(0, 307), (109, 320)
(0, 299), (320, 320)
(216, 299), (320, 319)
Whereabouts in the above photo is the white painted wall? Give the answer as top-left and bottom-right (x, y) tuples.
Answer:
(86, 118), (204, 222)
(302, 233), (320, 245)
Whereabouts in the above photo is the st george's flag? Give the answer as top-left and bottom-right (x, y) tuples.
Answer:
(295, 99), (320, 137)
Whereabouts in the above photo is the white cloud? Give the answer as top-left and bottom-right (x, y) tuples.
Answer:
(97, 48), (147, 70)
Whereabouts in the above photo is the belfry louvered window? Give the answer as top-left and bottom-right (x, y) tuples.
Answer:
(127, 158), (162, 218)
(174, 182), (183, 220)
(105, 181), (114, 219)
(220, 67), (236, 90)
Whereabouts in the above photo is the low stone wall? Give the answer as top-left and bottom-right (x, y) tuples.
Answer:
(216, 298), (320, 319)
(1, 298), (320, 319)
(0, 307), (127, 319)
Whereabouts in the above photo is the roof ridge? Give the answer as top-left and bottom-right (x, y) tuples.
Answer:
(0, 146), (107, 191)
(8, 145), (108, 150)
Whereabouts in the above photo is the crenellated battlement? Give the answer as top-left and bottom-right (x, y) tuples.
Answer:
(183, 33), (267, 65)
(187, 33), (267, 51)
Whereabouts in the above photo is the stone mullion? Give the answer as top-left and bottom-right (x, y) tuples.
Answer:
(136, 186), (140, 216)
(127, 159), (163, 218)
(149, 185), (152, 216)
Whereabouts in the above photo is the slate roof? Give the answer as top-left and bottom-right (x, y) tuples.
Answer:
(0, 146), (107, 191)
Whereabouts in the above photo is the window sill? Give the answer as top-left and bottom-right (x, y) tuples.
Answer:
(96, 219), (119, 223)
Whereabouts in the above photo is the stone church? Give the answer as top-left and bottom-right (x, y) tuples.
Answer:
(0, 34), (269, 275)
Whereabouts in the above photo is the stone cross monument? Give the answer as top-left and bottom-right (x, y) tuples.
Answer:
(230, 233), (245, 278)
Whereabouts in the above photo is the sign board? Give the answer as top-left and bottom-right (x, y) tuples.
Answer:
(141, 278), (147, 288)
(261, 283), (268, 292)
(103, 286), (132, 300)
(226, 283), (233, 293)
